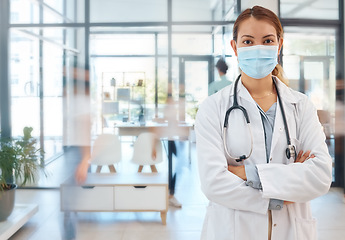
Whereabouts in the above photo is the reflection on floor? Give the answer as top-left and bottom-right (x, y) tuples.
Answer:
(9, 142), (345, 240)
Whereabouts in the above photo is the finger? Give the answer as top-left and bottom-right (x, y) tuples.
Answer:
(295, 150), (310, 163)
(295, 150), (303, 163)
(299, 150), (311, 163)
(303, 150), (311, 157)
(305, 154), (315, 161)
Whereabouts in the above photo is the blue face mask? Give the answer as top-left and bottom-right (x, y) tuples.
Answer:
(237, 45), (278, 79)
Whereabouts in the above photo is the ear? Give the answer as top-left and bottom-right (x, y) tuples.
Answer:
(230, 40), (238, 57)
(278, 38), (283, 55)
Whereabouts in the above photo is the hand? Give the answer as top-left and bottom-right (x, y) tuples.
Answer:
(228, 165), (247, 181)
(295, 150), (315, 163)
(75, 161), (89, 184)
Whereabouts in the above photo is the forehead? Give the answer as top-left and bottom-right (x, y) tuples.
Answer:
(237, 17), (277, 37)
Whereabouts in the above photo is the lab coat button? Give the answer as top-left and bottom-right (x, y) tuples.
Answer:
(273, 224), (277, 227)
(270, 157), (272, 162)
(276, 205), (282, 210)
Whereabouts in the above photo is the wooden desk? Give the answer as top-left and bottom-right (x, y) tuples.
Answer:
(115, 123), (193, 195)
(115, 123), (191, 139)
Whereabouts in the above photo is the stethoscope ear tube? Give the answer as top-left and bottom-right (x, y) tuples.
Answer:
(224, 105), (250, 128)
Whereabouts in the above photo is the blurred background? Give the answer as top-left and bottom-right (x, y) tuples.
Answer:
(0, 0), (345, 239)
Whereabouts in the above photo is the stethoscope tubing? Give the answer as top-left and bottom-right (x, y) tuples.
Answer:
(223, 74), (296, 162)
(223, 122), (253, 162)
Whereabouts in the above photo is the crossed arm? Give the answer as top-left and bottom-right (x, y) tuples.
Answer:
(228, 150), (315, 205)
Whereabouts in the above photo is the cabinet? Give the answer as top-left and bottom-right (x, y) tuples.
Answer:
(60, 173), (168, 224)
(101, 72), (146, 131)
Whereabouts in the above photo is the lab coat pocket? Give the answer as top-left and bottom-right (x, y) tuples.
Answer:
(295, 217), (317, 240)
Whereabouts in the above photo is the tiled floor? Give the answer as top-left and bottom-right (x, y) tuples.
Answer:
(7, 142), (345, 240)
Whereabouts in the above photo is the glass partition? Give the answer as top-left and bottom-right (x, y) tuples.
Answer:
(10, 29), (41, 137)
(283, 27), (336, 100)
(90, 34), (156, 56)
(172, 0), (213, 21)
(10, 0), (40, 24)
(184, 60), (209, 122)
(280, 0), (339, 20)
(283, 26), (336, 180)
(10, 27), (84, 162)
(172, 26), (213, 55)
(90, 0), (167, 23)
(10, 0), (84, 24)
(90, 27), (168, 134)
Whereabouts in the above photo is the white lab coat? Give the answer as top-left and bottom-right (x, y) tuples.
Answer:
(195, 77), (332, 240)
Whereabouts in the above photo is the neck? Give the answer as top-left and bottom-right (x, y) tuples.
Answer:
(241, 72), (274, 97)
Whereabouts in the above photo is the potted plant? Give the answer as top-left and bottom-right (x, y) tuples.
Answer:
(0, 127), (44, 221)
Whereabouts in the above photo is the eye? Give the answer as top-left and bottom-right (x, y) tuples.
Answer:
(264, 39), (274, 44)
(243, 40), (252, 45)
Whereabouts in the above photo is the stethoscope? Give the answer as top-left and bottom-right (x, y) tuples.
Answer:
(223, 74), (296, 163)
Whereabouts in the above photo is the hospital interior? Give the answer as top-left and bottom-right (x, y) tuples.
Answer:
(0, 0), (345, 239)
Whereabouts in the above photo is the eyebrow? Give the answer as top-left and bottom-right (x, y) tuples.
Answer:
(263, 34), (276, 38)
(241, 35), (254, 39)
(241, 34), (276, 39)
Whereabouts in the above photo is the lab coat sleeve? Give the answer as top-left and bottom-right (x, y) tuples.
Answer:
(257, 98), (332, 202)
(245, 165), (284, 210)
(195, 99), (270, 215)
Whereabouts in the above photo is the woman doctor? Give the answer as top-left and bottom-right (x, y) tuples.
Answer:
(195, 5), (332, 240)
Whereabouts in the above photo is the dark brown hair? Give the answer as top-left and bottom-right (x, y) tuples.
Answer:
(233, 6), (288, 85)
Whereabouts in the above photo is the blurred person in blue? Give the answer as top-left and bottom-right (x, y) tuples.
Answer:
(153, 96), (187, 208)
(208, 58), (231, 96)
(62, 67), (92, 240)
(195, 5), (332, 240)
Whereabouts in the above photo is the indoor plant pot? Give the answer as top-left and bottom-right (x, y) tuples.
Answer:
(0, 127), (44, 221)
(0, 183), (17, 221)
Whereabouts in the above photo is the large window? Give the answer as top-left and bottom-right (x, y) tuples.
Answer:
(10, 0), (84, 24)
(90, 0), (167, 22)
(10, 29), (41, 137)
(283, 27), (337, 181)
(280, 0), (339, 20)
(9, 0), (84, 163)
(90, 28), (168, 134)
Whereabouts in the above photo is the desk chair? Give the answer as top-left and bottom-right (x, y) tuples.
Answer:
(132, 132), (163, 172)
(90, 134), (122, 173)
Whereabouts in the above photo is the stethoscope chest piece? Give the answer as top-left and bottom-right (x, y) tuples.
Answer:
(286, 145), (296, 161)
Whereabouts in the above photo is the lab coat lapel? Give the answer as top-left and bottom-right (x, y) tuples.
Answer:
(270, 98), (285, 160)
(270, 78), (298, 161)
